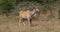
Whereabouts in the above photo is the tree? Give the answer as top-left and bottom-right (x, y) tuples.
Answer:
(0, 0), (16, 17)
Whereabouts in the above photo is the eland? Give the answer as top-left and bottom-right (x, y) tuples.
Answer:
(19, 7), (40, 26)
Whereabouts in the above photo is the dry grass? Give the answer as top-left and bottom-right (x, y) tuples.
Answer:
(0, 15), (60, 32)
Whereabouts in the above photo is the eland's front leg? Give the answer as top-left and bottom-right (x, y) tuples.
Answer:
(28, 18), (32, 27)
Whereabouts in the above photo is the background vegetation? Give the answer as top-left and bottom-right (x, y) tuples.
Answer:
(0, 0), (60, 18)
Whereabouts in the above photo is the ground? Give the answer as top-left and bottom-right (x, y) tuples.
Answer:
(0, 15), (60, 32)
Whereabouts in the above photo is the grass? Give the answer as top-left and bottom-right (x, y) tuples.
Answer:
(0, 15), (60, 32)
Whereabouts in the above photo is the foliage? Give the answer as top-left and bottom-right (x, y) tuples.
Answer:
(0, 0), (16, 16)
(0, 0), (60, 17)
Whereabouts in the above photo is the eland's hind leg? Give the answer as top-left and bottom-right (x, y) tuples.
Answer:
(22, 18), (25, 26)
(19, 18), (21, 26)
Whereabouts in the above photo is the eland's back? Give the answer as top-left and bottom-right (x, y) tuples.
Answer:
(19, 10), (33, 19)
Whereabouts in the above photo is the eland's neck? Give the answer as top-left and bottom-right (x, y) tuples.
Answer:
(32, 9), (36, 14)
(31, 9), (36, 17)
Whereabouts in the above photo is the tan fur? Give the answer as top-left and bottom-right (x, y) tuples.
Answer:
(19, 10), (32, 19)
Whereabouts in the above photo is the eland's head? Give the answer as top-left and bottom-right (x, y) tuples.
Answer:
(30, 7), (40, 17)
(32, 7), (40, 13)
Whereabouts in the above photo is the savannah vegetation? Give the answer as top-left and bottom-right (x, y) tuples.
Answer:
(0, 0), (60, 32)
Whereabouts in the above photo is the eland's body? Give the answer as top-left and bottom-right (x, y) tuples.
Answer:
(19, 7), (40, 26)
